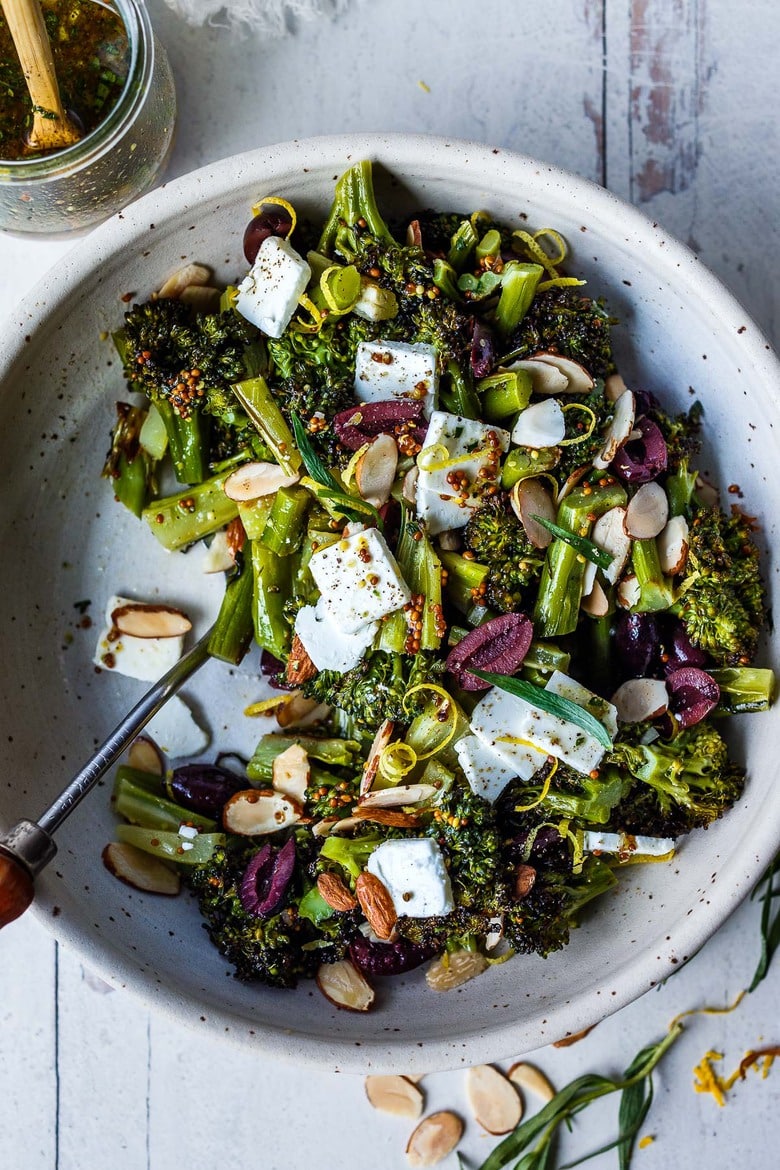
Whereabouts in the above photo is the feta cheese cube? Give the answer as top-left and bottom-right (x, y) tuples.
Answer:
(582, 830), (675, 860)
(415, 411), (510, 534)
(545, 671), (618, 739)
(469, 688), (547, 781)
(93, 595), (184, 682)
(454, 735), (516, 803)
(235, 236), (311, 338)
(145, 695), (210, 758)
(308, 528), (411, 634)
(294, 601), (378, 673)
(354, 339), (438, 417)
(367, 838), (454, 918)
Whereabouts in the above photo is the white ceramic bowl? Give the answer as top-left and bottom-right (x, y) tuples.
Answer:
(1, 134), (778, 1073)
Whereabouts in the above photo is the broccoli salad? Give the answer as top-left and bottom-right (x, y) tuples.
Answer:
(100, 161), (775, 1008)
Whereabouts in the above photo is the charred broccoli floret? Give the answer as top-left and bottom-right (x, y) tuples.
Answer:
(427, 781), (502, 908)
(676, 507), (764, 665)
(302, 651), (445, 734)
(505, 287), (617, 380)
(606, 722), (746, 837)
(555, 382), (616, 480)
(503, 855), (618, 957)
(188, 837), (346, 987)
(463, 493), (544, 611)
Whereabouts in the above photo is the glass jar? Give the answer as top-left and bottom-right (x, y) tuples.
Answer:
(0, 0), (176, 235)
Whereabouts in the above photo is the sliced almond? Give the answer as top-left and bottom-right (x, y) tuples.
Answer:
(102, 842), (180, 896)
(581, 577), (609, 617)
(202, 530), (236, 574)
(557, 464), (589, 501)
(127, 735), (164, 776)
(507, 1062), (556, 1103)
(612, 677), (669, 723)
(351, 807), (421, 828)
(485, 914), (504, 951)
(111, 603), (192, 639)
(222, 789), (302, 836)
(510, 477), (556, 548)
(360, 718), (396, 796)
(616, 573), (641, 609)
(406, 219), (423, 248)
(157, 261), (211, 299)
(533, 352), (595, 394)
(437, 529), (461, 551)
(272, 743), (310, 804)
(592, 506), (632, 584)
(402, 464), (419, 505)
(406, 1112), (464, 1167)
(467, 1065), (523, 1135)
(593, 389), (636, 470)
(426, 950), (488, 991)
(276, 692), (330, 729)
(365, 1075), (424, 1120)
(223, 461), (299, 501)
(311, 817), (340, 838)
(511, 398), (565, 448)
(317, 871), (357, 911)
(605, 372), (629, 402)
(405, 1074), (426, 1085)
(226, 516), (246, 557)
(657, 514), (690, 575)
(179, 284), (222, 312)
(355, 871), (398, 940)
(510, 358), (569, 396)
(285, 634), (318, 687)
(322, 815), (363, 834)
(695, 474), (719, 509)
(359, 783), (436, 809)
(624, 481), (669, 540)
(355, 433), (398, 507)
(316, 959), (374, 1012)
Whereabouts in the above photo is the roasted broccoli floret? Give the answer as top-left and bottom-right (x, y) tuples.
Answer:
(503, 855), (618, 957)
(505, 288), (617, 379)
(427, 780), (502, 908)
(606, 721), (746, 837)
(188, 838), (346, 987)
(302, 650), (445, 734)
(463, 493), (544, 612)
(555, 382), (616, 480)
(676, 507), (764, 665)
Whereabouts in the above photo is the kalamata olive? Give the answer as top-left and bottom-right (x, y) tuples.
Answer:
(243, 208), (293, 265)
(260, 649), (295, 690)
(612, 416), (668, 483)
(471, 319), (496, 378)
(168, 764), (244, 818)
(615, 612), (660, 677)
(349, 934), (438, 977)
(333, 400), (428, 451)
(239, 837), (297, 918)
(666, 667), (720, 728)
(664, 623), (709, 673)
(445, 612), (534, 691)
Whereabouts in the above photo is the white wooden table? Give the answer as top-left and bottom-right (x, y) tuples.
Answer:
(1, 2), (779, 1167)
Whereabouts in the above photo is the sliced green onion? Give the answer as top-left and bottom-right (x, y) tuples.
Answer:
(531, 514), (613, 570)
(473, 671), (613, 750)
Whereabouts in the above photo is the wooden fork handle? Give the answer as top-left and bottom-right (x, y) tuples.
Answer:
(0, 849), (34, 928)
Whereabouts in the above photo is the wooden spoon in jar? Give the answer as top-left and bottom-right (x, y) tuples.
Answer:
(1, 0), (82, 151)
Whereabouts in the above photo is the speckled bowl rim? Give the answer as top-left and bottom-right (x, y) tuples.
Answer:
(3, 132), (779, 1073)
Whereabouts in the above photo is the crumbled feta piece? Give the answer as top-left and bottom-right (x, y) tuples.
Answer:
(367, 838), (454, 918)
(582, 830), (676, 859)
(294, 601), (378, 673)
(145, 695), (210, 758)
(415, 411), (510, 534)
(469, 688), (547, 780)
(308, 528), (411, 634)
(545, 671), (618, 739)
(93, 594), (184, 682)
(178, 824), (199, 840)
(235, 236), (311, 338)
(454, 735), (516, 803)
(354, 339), (438, 417)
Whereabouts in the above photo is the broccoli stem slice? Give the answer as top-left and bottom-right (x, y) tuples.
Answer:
(439, 549), (489, 615)
(438, 358), (480, 420)
(317, 160), (395, 258)
(113, 770), (217, 833)
(521, 640), (572, 686)
(251, 539), (293, 660)
(247, 734), (358, 781)
(666, 456), (698, 518)
(102, 402), (154, 518)
(631, 537), (676, 612)
(232, 375), (301, 477)
(153, 398), (210, 484)
(432, 258), (464, 303)
(260, 485), (311, 557)
(533, 479), (627, 637)
(493, 261), (544, 337)
(208, 559), (255, 666)
(115, 824), (225, 866)
(447, 220), (478, 271)
(381, 512), (445, 653)
(709, 667), (776, 714)
(142, 472), (239, 551)
(501, 445), (560, 489)
(478, 368), (533, 422)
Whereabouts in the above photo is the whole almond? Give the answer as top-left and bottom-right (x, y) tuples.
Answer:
(514, 864), (537, 900)
(285, 635), (318, 687)
(317, 871), (357, 912)
(355, 871), (397, 940)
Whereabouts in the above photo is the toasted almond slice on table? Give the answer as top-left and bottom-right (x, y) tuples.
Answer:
(510, 358), (568, 396)
(102, 842), (181, 896)
(657, 514), (690, 575)
(316, 871), (357, 911)
(316, 958), (374, 1012)
(222, 789), (302, 835)
(355, 433), (398, 507)
(223, 461), (299, 501)
(365, 1075), (424, 1119)
(426, 950), (488, 991)
(406, 1112), (464, 1167)
(533, 352), (595, 394)
(624, 481), (669, 540)
(358, 783), (436, 808)
(467, 1064), (524, 1134)
(616, 573), (641, 609)
(405, 1074), (425, 1084)
(355, 871), (398, 939)
(111, 603), (192, 639)
(592, 506), (631, 583)
(612, 677), (669, 723)
(360, 718), (396, 795)
(156, 262), (211, 299)
(508, 1062), (556, 1103)
(553, 1024), (596, 1047)
(510, 478), (556, 548)
(593, 389), (636, 469)
(127, 735), (164, 775)
(271, 743), (310, 804)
